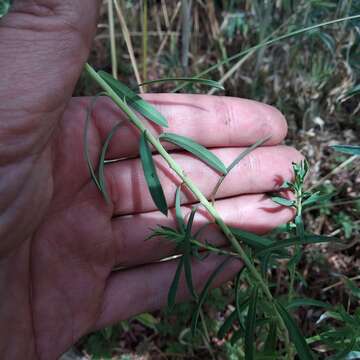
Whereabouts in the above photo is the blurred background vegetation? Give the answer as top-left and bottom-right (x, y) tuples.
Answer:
(2, 0), (359, 359)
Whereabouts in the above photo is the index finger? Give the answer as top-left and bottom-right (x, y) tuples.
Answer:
(75, 93), (288, 159)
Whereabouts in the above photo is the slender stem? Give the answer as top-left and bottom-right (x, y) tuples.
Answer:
(142, 0), (148, 82)
(107, 0), (118, 79)
(85, 62), (290, 350)
(190, 239), (239, 258)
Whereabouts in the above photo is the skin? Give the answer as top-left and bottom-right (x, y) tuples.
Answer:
(0, 1), (302, 359)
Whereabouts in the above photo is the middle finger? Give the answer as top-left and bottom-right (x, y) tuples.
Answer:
(100, 145), (302, 215)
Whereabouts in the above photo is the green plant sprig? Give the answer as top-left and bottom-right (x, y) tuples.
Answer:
(84, 63), (292, 354)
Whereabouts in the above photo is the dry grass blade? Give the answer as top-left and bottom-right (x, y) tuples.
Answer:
(155, 1), (181, 64)
(107, 0), (118, 79)
(181, 0), (192, 74)
(141, 0), (148, 82)
(113, 0), (142, 89)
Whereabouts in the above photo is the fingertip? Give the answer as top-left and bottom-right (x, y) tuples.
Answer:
(257, 102), (288, 144)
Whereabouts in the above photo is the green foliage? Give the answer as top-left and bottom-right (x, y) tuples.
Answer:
(275, 301), (314, 360)
(99, 70), (169, 127)
(159, 132), (228, 174)
(139, 131), (168, 215)
(138, 77), (224, 90)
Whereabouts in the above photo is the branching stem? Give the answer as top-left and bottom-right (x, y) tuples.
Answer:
(85, 63), (291, 355)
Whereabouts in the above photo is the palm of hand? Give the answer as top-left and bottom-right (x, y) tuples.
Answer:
(0, 2), (301, 359)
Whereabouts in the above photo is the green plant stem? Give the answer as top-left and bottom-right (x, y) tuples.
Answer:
(190, 239), (239, 258)
(85, 62), (291, 355)
(288, 189), (303, 303)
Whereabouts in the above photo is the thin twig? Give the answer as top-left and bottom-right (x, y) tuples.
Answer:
(322, 275), (360, 293)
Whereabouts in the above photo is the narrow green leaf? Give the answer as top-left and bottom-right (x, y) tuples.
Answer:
(275, 300), (314, 360)
(134, 313), (159, 330)
(84, 92), (107, 192)
(260, 253), (273, 278)
(191, 256), (232, 334)
(139, 131), (168, 215)
(271, 196), (295, 207)
(245, 286), (259, 360)
(256, 235), (337, 257)
(183, 206), (198, 299)
(331, 145), (360, 156)
(159, 133), (227, 174)
(302, 192), (334, 207)
(146, 225), (182, 243)
(227, 136), (271, 173)
(98, 122), (123, 203)
(235, 269), (246, 329)
(167, 257), (184, 310)
(286, 298), (331, 310)
(138, 77), (225, 90)
(230, 227), (275, 249)
(209, 137), (270, 201)
(98, 70), (168, 127)
(175, 186), (186, 233)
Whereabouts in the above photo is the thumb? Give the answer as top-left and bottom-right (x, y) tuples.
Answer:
(0, 0), (101, 160)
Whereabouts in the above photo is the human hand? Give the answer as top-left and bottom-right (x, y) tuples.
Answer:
(0, 1), (302, 359)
